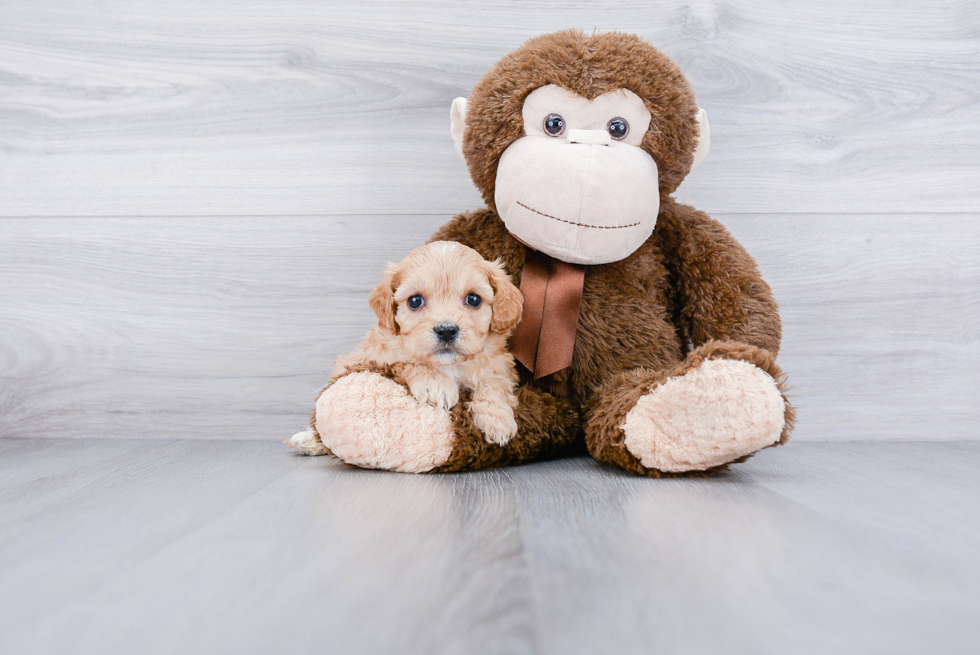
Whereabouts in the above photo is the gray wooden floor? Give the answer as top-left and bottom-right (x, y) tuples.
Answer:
(1, 439), (978, 654)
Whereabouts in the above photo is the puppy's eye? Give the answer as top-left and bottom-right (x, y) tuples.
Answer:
(465, 293), (482, 308)
(407, 295), (424, 310)
(607, 117), (629, 140)
(543, 114), (565, 137)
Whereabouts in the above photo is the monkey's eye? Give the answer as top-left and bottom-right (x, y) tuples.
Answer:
(607, 117), (629, 140)
(543, 114), (565, 137)
(407, 295), (424, 310)
(465, 293), (482, 308)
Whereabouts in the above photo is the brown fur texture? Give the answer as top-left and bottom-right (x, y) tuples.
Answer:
(462, 30), (700, 210)
(430, 200), (783, 403)
(432, 384), (581, 473)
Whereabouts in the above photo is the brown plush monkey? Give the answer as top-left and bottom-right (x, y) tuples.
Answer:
(288, 30), (794, 476)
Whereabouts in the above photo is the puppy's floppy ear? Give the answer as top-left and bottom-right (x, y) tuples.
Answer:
(484, 259), (523, 335)
(369, 263), (399, 334)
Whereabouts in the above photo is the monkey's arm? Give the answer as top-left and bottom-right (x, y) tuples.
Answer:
(655, 201), (782, 356)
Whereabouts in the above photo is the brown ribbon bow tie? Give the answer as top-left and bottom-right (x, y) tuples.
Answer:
(509, 246), (585, 379)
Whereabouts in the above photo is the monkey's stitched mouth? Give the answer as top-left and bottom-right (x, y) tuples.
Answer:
(516, 201), (641, 230)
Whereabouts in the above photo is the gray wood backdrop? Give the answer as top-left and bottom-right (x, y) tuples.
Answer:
(1, 0), (978, 442)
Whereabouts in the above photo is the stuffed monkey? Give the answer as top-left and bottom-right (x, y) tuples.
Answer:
(290, 30), (794, 476)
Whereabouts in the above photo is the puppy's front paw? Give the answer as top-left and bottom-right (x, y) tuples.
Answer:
(471, 405), (519, 446)
(409, 378), (459, 411)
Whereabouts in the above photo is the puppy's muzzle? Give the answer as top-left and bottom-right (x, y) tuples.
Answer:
(433, 323), (460, 343)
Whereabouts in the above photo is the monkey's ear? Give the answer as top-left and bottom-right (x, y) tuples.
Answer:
(485, 259), (524, 335)
(450, 97), (469, 161)
(369, 263), (399, 334)
(691, 107), (710, 171)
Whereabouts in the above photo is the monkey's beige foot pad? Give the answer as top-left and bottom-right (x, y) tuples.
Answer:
(621, 359), (786, 472)
(315, 372), (454, 473)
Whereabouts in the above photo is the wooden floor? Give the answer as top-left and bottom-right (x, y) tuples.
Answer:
(2, 439), (977, 654)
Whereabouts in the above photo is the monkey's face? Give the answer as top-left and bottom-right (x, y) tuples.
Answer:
(449, 31), (710, 266)
(493, 85), (660, 265)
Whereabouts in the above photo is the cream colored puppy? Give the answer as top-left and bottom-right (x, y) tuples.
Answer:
(331, 241), (524, 445)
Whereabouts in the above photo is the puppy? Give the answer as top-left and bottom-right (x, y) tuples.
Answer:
(330, 241), (524, 445)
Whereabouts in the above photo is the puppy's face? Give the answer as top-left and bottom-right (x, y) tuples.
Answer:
(370, 242), (523, 366)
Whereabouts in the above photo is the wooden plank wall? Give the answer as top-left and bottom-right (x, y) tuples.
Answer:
(1, 0), (978, 441)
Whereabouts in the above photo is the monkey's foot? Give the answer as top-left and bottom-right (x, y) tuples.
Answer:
(621, 358), (785, 472)
(586, 341), (794, 476)
(314, 371), (455, 473)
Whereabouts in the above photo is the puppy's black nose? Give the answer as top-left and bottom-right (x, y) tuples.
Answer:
(434, 323), (459, 342)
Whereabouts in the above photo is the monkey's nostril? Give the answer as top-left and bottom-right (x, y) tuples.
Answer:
(433, 323), (460, 342)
